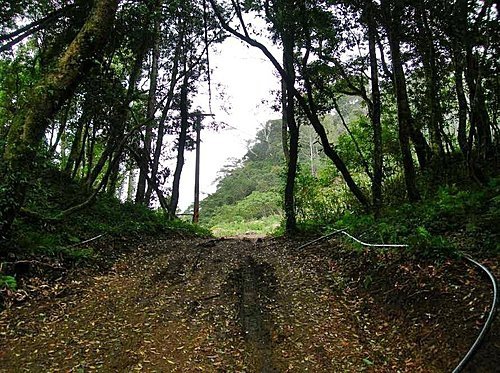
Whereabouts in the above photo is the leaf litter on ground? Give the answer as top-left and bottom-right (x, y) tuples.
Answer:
(0, 234), (498, 372)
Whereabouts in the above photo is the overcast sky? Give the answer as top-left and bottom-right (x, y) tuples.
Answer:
(176, 37), (280, 210)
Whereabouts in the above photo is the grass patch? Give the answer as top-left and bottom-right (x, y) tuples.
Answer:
(0, 275), (17, 290)
(210, 215), (282, 237)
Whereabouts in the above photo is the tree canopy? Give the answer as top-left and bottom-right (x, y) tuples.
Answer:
(0, 0), (498, 239)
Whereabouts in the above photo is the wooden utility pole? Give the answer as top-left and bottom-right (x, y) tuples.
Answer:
(192, 112), (214, 224)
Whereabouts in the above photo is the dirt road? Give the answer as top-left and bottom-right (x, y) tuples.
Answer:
(0, 236), (497, 371)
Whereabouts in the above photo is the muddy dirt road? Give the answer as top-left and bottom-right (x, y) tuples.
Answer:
(0, 236), (497, 372)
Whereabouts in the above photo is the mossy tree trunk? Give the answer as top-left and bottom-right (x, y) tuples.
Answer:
(0, 0), (119, 236)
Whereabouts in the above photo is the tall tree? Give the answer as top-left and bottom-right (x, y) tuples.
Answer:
(0, 0), (119, 236)
(209, 0), (370, 212)
(136, 2), (162, 205)
(413, 3), (445, 161)
(169, 56), (191, 218)
(364, 1), (383, 216)
(380, 0), (420, 201)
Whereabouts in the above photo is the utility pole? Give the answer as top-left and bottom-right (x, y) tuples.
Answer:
(192, 112), (214, 224)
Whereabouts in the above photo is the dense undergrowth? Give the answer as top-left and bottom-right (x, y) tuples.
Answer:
(0, 168), (211, 261)
(291, 173), (500, 259)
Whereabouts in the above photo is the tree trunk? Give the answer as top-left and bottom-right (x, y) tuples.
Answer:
(465, 50), (492, 158)
(85, 123), (96, 180)
(49, 101), (72, 156)
(281, 77), (290, 163)
(136, 12), (161, 205)
(282, 31), (298, 235)
(145, 24), (184, 203)
(64, 113), (87, 176)
(127, 147), (172, 215)
(106, 151), (122, 197)
(210, 0), (369, 209)
(415, 7), (445, 161)
(300, 78), (371, 209)
(452, 0), (470, 159)
(168, 61), (190, 219)
(127, 168), (136, 202)
(454, 51), (469, 157)
(0, 0), (118, 236)
(85, 39), (148, 190)
(72, 119), (90, 179)
(382, 0), (420, 201)
(408, 122), (432, 170)
(366, 2), (383, 217)
(333, 98), (372, 179)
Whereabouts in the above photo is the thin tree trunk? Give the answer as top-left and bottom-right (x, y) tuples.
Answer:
(72, 119), (90, 179)
(64, 114), (86, 175)
(366, 1), (383, 217)
(86, 40), (148, 190)
(415, 7), (445, 161)
(465, 50), (492, 158)
(127, 168), (136, 202)
(333, 98), (372, 179)
(136, 12), (161, 205)
(409, 123), (432, 170)
(383, 0), (420, 201)
(455, 52), (469, 157)
(169, 60), (190, 218)
(282, 30), (298, 235)
(281, 77), (290, 163)
(85, 123), (96, 180)
(308, 128), (316, 177)
(210, 0), (370, 209)
(106, 152), (122, 197)
(145, 16), (185, 203)
(127, 146), (171, 215)
(49, 101), (72, 156)
(0, 0), (118, 235)
(85, 143), (113, 189)
(59, 141), (122, 218)
(0, 4), (79, 53)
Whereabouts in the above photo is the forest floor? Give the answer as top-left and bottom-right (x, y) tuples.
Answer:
(0, 235), (498, 372)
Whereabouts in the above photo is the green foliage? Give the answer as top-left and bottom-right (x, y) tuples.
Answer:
(323, 178), (500, 259)
(336, 115), (373, 172)
(64, 195), (212, 239)
(295, 168), (353, 225)
(0, 275), (17, 290)
(207, 191), (281, 226)
(407, 227), (457, 259)
(3, 167), (211, 256)
(200, 161), (281, 220)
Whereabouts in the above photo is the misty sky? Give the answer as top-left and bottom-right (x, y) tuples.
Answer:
(177, 37), (280, 210)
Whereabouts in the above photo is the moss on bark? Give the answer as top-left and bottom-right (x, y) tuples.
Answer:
(0, 0), (119, 236)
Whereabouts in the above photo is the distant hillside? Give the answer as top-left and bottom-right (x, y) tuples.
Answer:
(198, 97), (365, 235)
(199, 120), (284, 231)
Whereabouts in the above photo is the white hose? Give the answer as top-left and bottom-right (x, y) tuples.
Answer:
(297, 230), (498, 371)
